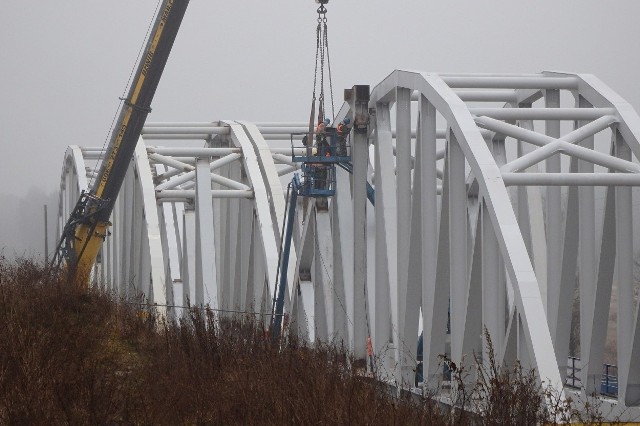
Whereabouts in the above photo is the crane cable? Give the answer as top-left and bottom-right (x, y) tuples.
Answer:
(310, 2), (335, 130)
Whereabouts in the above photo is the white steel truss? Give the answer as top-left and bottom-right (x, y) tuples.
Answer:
(56, 71), (640, 418)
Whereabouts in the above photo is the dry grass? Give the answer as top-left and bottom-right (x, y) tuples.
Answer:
(0, 257), (444, 425)
(0, 257), (624, 425)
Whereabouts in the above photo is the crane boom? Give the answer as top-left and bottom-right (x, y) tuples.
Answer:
(53, 0), (190, 282)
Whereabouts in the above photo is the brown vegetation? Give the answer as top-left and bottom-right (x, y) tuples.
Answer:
(0, 258), (442, 424)
(0, 257), (622, 425)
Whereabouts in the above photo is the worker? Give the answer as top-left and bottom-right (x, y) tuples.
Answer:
(337, 117), (351, 156)
(317, 135), (330, 157)
(316, 118), (328, 136)
(337, 117), (350, 135)
(316, 118), (330, 156)
(367, 336), (374, 373)
(314, 163), (332, 190)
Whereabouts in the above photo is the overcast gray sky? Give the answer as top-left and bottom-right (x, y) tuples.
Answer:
(1, 0), (640, 254)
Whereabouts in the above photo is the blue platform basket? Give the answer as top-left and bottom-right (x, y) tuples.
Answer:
(290, 128), (351, 164)
(297, 164), (336, 197)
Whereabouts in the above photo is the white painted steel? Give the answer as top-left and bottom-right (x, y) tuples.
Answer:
(56, 70), (640, 419)
(156, 189), (255, 199)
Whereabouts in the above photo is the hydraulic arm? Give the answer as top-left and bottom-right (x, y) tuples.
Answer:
(53, 0), (190, 282)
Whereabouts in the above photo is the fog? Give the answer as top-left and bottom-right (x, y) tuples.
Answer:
(2, 0), (640, 257)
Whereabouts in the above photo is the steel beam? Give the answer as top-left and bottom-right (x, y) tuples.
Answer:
(349, 86), (370, 361)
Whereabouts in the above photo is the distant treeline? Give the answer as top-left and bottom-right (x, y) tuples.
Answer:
(0, 188), (57, 259)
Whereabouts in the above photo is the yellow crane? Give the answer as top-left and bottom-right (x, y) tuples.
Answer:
(52, 0), (191, 283)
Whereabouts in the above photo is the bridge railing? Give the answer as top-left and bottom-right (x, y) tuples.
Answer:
(566, 356), (582, 389)
(566, 357), (618, 397)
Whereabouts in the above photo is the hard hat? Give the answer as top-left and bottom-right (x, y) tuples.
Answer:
(324, 118), (330, 125)
(343, 117), (351, 125)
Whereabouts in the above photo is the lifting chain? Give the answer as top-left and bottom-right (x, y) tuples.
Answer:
(311, 2), (334, 125)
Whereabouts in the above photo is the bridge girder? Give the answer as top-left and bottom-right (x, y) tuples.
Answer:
(56, 70), (640, 417)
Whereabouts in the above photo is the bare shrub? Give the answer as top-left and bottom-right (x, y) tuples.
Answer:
(1, 257), (625, 425)
(441, 328), (624, 425)
(0, 257), (448, 425)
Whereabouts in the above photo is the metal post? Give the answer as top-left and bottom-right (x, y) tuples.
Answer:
(448, 130), (467, 366)
(346, 85), (370, 360)
(44, 204), (48, 264)
(395, 87), (412, 386)
(615, 129), (634, 402)
(194, 157), (218, 309)
(419, 95), (446, 390)
(577, 96), (597, 391)
(271, 183), (298, 341)
(544, 89), (562, 340)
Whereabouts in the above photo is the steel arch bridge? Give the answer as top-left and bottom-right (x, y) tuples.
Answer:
(57, 70), (640, 414)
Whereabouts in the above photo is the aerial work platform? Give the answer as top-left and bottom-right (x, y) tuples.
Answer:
(290, 127), (351, 197)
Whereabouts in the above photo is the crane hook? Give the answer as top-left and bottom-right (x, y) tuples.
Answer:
(316, 0), (328, 14)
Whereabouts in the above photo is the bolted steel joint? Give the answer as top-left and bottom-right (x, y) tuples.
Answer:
(354, 113), (370, 134)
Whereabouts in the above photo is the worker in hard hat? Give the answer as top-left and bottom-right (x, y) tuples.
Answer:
(316, 118), (330, 156)
(316, 118), (328, 135)
(337, 117), (351, 156)
(337, 117), (350, 134)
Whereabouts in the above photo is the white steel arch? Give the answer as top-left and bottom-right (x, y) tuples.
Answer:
(56, 70), (640, 417)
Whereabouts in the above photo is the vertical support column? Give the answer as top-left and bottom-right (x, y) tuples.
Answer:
(235, 198), (252, 312)
(489, 133), (509, 361)
(251, 221), (268, 320)
(111, 192), (120, 293)
(544, 89), (562, 339)
(517, 118), (547, 310)
(100, 244), (106, 288)
(224, 163), (241, 310)
(332, 167), (352, 344)
(194, 158), (219, 310)
(614, 130), (634, 401)
(395, 88), (413, 386)
(449, 130), (467, 366)
(62, 170), (68, 231)
(134, 140), (166, 315)
(464, 208), (484, 365)
(316, 208), (333, 340)
(106, 217), (113, 291)
(448, 129), (467, 365)
(44, 205), (48, 264)
(156, 203), (174, 312)
(218, 164), (229, 310)
(395, 87), (412, 326)
(130, 182), (142, 295)
(586, 180), (615, 396)
(629, 320), (640, 405)
(419, 96), (446, 390)
(348, 85), (370, 360)
(182, 204), (196, 306)
(171, 201), (182, 274)
(139, 219), (151, 299)
(577, 96), (597, 390)
(516, 108), (533, 256)
(120, 167), (134, 296)
(517, 313), (532, 369)
(482, 201), (505, 365)
(245, 214), (256, 312)
(556, 158), (579, 380)
(402, 102), (422, 388)
(374, 101), (397, 380)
